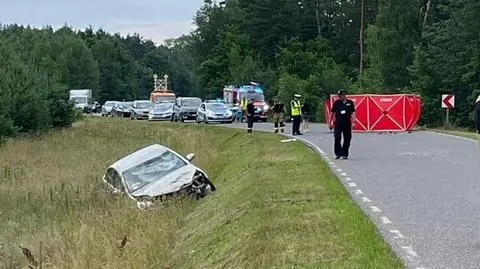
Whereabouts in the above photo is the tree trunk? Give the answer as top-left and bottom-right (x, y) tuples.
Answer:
(359, 0), (365, 77)
(315, 0), (321, 36)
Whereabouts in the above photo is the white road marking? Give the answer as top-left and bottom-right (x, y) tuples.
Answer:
(348, 182), (357, 187)
(361, 197), (371, 203)
(380, 216), (392, 224)
(340, 172), (348, 176)
(336, 168), (342, 172)
(401, 246), (418, 257)
(262, 129), (426, 269)
(389, 230), (405, 239)
(345, 177), (352, 181)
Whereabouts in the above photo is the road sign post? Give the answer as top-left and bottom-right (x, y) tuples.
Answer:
(441, 94), (455, 127)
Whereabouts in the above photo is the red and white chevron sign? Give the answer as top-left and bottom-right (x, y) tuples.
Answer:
(441, 94), (455, 109)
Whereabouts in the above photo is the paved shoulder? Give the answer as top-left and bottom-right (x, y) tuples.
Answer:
(228, 122), (480, 269)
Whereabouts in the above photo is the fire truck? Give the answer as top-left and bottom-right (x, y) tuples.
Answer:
(223, 82), (269, 122)
(150, 74), (176, 103)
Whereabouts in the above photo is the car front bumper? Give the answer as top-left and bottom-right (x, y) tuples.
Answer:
(206, 115), (234, 122)
(149, 114), (172, 120)
(181, 112), (197, 120)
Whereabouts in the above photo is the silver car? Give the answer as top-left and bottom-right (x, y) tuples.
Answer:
(196, 102), (234, 124)
(148, 102), (174, 121)
(102, 144), (216, 210)
(101, 101), (116, 116)
(130, 100), (153, 120)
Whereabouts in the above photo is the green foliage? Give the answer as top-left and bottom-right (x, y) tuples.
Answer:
(3, 0), (480, 133)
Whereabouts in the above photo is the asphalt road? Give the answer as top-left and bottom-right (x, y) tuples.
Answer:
(227, 122), (480, 269)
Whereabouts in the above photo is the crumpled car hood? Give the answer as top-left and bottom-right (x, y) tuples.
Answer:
(131, 165), (196, 197)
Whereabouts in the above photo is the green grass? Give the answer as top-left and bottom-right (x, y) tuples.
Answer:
(0, 117), (403, 269)
(430, 127), (480, 140)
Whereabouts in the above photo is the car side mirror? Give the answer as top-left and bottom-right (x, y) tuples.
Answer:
(186, 153), (195, 162)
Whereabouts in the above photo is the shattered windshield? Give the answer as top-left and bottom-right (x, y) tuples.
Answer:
(122, 150), (187, 193)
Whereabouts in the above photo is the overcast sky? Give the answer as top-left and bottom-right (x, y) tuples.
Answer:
(0, 0), (204, 44)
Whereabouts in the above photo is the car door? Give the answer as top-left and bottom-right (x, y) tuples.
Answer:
(131, 102), (137, 118)
(199, 104), (205, 120)
(174, 98), (181, 119)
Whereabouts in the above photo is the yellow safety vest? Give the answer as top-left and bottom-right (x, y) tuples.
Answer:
(241, 99), (247, 109)
(291, 100), (301, 116)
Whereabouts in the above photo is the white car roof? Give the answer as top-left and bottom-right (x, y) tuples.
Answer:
(110, 144), (183, 174)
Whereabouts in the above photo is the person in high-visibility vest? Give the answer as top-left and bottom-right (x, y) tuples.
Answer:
(290, 94), (303, 135)
(240, 96), (247, 123)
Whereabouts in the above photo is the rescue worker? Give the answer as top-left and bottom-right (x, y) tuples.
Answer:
(272, 98), (286, 133)
(290, 94), (303, 135)
(246, 97), (255, 133)
(328, 90), (356, 159)
(240, 96), (248, 123)
(475, 94), (480, 134)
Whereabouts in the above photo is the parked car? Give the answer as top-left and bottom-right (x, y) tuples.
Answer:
(101, 101), (116, 116)
(91, 101), (101, 113)
(113, 101), (133, 118)
(101, 144), (216, 210)
(148, 102), (174, 121)
(196, 102), (234, 124)
(130, 100), (154, 120)
(173, 97), (202, 122)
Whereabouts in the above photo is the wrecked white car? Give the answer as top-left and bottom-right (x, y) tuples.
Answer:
(102, 144), (216, 209)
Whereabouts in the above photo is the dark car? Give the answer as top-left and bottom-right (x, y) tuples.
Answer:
(173, 97), (202, 122)
(112, 101), (133, 118)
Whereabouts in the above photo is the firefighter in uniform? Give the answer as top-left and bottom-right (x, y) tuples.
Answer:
(240, 96), (247, 123)
(272, 99), (286, 133)
(290, 94), (303, 135)
(246, 98), (255, 133)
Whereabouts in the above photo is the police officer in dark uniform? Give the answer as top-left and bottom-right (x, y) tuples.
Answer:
(328, 90), (356, 159)
(246, 98), (255, 133)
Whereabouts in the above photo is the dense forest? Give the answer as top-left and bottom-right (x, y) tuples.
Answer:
(1, 0), (480, 140)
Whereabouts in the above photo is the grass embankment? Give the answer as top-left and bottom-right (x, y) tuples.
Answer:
(0, 117), (403, 269)
(430, 127), (479, 140)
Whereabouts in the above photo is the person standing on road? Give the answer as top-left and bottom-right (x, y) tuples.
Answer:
(290, 94), (303, 136)
(272, 98), (286, 133)
(301, 101), (310, 133)
(328, 90), (356, 159)
(475, 95), (480, 134)
(240, 96), (247, 123)
(246, 98), (255, 133)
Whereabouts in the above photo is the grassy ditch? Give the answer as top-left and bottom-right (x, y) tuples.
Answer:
(0, 117), (403, 269)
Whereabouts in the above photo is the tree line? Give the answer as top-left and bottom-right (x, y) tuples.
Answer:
(1, 0), (479, 140)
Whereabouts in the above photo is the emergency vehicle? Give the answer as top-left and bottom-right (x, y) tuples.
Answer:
(150, 74), (176, 103)
(223, 82), (269, 122)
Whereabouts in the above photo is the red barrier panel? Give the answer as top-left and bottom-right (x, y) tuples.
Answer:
(325, 94), (421, 132)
